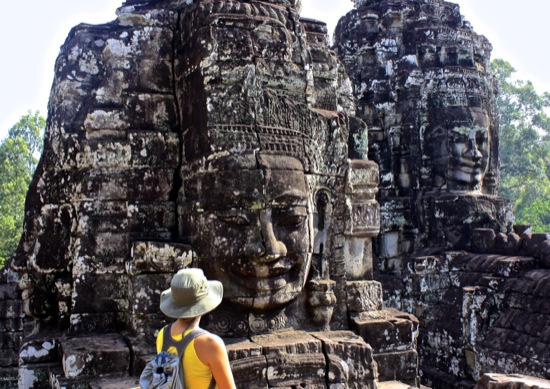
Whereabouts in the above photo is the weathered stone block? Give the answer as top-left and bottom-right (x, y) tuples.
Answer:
(526, 233), (550, 257)
(71, 273), (128, 313)
(0, 349), (19, 367)
(18, 363), (59, 389)
(129, 132), (180, 168)
(0, 318), (23, 332)
(124, 334), (156, 375)
(374, 350), (419, 385)
(84, 109), (130, 132)
(471, 228), (496, 254)
(116, 8), (178, 29)
(69, 313), (118, 334)
(253, 332), (326, 387)
(0, 283), (19, 300)
(344, 236), (374, 279)
(125, 94), (178, 132)
(0, 367), (18, 389)
(314, 331), (378, 387)
(135, 59), (173, 92)
(60, 333), (129, 378)
(540, 240), (550, 269)
(226, 338), (266, 388)
(128, 273), (172, 315)
(78, 168), (175, 201)
(128, 312), (169, 340)
(350, 309), (419, 353)
(127, 202), (177, 234)
(346, 281), (383, 312)
(455, 254), (538, 278)
(0, 332), (21, 350)
(19, 338), (59, 364)
(0, 300), (24, 319)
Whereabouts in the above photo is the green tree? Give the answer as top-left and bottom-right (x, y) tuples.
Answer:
(492, 59), (550, 232)
(0, 111), (45, 268)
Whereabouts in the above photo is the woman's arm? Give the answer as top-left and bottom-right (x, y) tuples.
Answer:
(195, 333), (236, 389)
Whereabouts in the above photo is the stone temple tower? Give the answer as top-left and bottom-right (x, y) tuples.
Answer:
(335, 1), (550, 387)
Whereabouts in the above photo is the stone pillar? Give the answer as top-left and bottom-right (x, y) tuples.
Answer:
(344, 160), (380, 280)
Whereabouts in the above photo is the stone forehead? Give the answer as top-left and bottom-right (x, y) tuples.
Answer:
(204, 153), (305, 171)
(450, 126), (488, 137)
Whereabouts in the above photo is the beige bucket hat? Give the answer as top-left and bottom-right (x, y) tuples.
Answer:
(160, 268), (223, 319)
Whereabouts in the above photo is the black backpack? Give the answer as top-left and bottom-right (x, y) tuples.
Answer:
(140, 324), (216, 389)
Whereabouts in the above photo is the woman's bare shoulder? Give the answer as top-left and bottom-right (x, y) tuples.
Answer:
(196, 331), (225, 349)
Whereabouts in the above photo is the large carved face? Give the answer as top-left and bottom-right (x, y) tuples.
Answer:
(186, 154), (312, 311)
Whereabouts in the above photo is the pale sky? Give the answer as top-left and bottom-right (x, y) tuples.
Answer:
(1, 0), (548, 138)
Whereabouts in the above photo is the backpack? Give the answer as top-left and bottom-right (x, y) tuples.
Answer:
(139, 324), (216, 389)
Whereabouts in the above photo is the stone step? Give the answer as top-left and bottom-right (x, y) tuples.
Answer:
(378, 382), (431, 389)
(225, 330), (378, 388)
(59, 333), (130, 379)
(350, 308), (419, 353)
(377, 381), (413, 389)
(350, 308), (420, 385)
(50, 373), (140, 389)
(90, 376), (140, 389)
(477, 373), (550, 389)
(0, 367), (18, 389)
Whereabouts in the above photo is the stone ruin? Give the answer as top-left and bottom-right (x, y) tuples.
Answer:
(334, 0), (550, 387)
(1, 0), (550, 388)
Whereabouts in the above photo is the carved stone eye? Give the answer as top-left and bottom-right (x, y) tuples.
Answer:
(217, 213), (250, 226)
(277, 214), (306, 228)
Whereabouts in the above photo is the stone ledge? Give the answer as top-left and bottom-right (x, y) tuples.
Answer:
(476, 373), (550, 389)
(59, 333), (130, 379)
(377, 381), (416, 389)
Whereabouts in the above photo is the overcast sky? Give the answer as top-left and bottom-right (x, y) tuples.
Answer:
(1, 0), (548, 138)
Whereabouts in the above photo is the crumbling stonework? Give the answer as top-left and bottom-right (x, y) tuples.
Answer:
(3, 0), (419, 388)
(333, 0), (550, 387)
(3, 0), (549, 388)
(476, 373), (550, 389)
(0, 268), (23, 389)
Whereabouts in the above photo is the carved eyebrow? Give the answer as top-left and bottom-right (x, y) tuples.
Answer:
(269, 189), (308, 205)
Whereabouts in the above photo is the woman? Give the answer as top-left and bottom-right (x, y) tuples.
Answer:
(156, 268), (236, 389)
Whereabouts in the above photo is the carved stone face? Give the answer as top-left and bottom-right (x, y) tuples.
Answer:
(447, 107), (490, 190)
(186, 154), (311, 311)
(427, 106), (490, 191)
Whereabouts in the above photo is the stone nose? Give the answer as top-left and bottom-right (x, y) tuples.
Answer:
(254, 209), (287, 263)
(464, 138), (482, 160)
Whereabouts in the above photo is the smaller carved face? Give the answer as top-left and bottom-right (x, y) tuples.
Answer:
(426, 106), (490, 191)
(447, 107), (490, 190)
(187, 154), (311, 311)
(447, 126), (489, 188)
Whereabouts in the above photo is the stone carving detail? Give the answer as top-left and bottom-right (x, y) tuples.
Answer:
(6, 0), (548, 386)
(334, 1), (550, 387)
(334, 0), (510, 269)
(4, 0), (421, 388)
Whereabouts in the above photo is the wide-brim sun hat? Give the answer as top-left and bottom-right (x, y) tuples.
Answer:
(160, 268), (223, 319)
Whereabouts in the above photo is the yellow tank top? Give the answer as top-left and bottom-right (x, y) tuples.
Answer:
(156, 327), (215, 389)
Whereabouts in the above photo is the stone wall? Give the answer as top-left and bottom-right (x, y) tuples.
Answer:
(4, 0), (548, 387)
(3, 0), (419, 387)
(0, 268), (23, 388)
(333, 0), (550, 386)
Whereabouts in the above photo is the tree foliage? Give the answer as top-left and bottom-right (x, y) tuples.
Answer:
(0, 111), (45, 268)
(492, 59), (550, 232)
